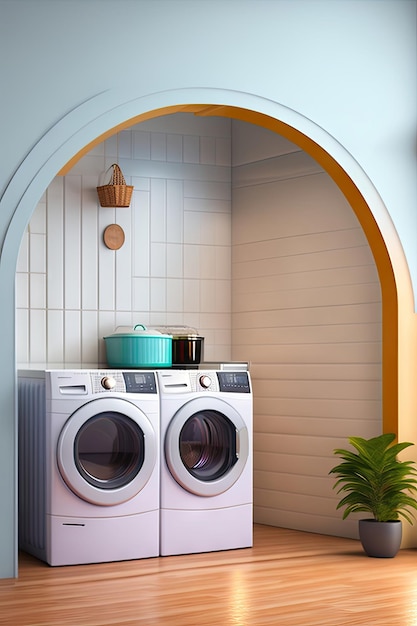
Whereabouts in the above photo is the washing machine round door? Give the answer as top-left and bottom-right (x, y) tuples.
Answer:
(164, 396), (249, 496)
(57, 397), (157, 506)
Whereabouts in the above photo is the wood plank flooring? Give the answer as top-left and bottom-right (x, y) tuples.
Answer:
(1, 525), (417, 626)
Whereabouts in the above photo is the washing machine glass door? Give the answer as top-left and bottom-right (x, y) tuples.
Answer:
(57, 397), (157, 505)
(164, 397), (249, 496)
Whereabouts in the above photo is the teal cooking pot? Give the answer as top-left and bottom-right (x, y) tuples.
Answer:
(104, 324), (172, 368)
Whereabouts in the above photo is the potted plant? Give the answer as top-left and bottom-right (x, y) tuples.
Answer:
(329, 433), (417, 557)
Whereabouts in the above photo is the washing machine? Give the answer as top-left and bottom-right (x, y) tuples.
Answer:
(157, 369), (253, 556)
(18, 369), (160, 566)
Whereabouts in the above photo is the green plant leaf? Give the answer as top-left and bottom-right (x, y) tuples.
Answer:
(329, 433), (417, 523)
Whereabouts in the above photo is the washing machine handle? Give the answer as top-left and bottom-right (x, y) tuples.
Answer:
(235, 428), (241, 459)
(235, 425), (250, 462)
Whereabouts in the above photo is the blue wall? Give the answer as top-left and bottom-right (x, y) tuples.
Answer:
(0, 0), (415, 578)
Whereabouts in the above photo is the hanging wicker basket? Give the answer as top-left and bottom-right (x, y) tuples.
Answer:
(97, 163), (134, 207)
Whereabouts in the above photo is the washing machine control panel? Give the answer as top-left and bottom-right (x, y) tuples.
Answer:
(123, 371), (157, 393)
(157, 370), (251, 394)
(217, 371), (251, 393)
(191, 371), (251, 393)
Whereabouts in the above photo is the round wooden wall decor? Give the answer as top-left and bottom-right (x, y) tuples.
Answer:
(103, 224), (125, 250)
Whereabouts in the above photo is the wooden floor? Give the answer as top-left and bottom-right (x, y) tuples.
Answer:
(1, 525), (417, 626)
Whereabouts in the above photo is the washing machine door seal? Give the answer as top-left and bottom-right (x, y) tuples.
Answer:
(164, 396), (249, 497)
(57, 397), (157, 506)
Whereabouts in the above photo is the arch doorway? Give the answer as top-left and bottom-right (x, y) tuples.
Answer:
(1, 92), (410, 579)
(57, 103), (398, 435)
(18, 105), (391, 538)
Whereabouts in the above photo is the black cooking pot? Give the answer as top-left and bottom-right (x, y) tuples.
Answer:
(172, 335), (204, 365)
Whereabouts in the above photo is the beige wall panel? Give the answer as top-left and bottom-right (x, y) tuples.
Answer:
(255, 489), (343, 518)
(253, 397), (381, 421)
(250, 363), (382, 381)
(233, 248), (377, 281)
(233, 303), (382, 329)
(233, 227), (371, 262)
(232, 121), (381, 538)
(233, 265), (379, 293)
(233, 323), (382, 345)
(232, 176), (362, 244)
(239, 342), (381, 364)
(254, 378), (381, 398)
(255, 416), (381, 439)
(254, 451), (329, 476)
(253, 507), (358, 539)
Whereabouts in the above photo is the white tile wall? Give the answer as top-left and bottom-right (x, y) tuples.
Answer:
(16, 113), (232, 366)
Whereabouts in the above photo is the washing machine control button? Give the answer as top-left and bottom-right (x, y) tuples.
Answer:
(101, 376), (117, 390)
(199, 374), (212, 389)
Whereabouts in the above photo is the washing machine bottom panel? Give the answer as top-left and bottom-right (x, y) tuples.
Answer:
(21, 511), (159, 566)
(160, 504), (253, 556)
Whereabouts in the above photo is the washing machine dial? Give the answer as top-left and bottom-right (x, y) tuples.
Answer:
(101, 376), (116, 390)
(199, 374), (212, 389)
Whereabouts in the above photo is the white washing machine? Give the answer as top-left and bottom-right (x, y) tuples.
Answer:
(18, 369), (160, 566)
(157, 369), (253, 556)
